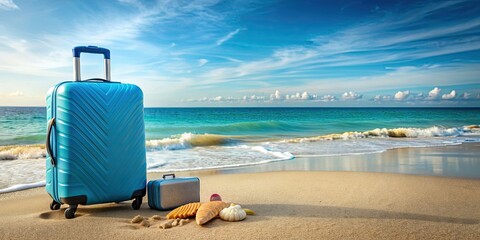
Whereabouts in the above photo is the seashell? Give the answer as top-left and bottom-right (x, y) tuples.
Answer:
(219, 203), (247, 222)
(210, 193), (222, 201)
(196, 201), (229, 225)
(243, 208), (256, 215)
(167, 202), (202, 219)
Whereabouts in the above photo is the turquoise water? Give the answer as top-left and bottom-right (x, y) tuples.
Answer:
(2, 107), (479, 146)
(0, 107), (479, 191)
(144, 107), (480, 140)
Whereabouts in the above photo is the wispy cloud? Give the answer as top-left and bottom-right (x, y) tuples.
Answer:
(0, 0), (18, 10)
(198, 58), (208, 67)
(0, 0), (234, 77)
(216, 28), (242, 46)
(8, 91), (23, 96)
(191, 1), (480, 87)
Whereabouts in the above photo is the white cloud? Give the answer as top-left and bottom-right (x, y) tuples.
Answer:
(394, 90), (410, 100)
(198, 58), (208, 67)
(322, 94), (337, 102)
(342, 91), (362, 100)
(250, 95), (265, 101)
(427, 87), (441, 99)
(0, 0), (18, 10)
(301, 91), (312, 100)
(461, 92), (472, 99)
(213, 96), (223, 101)
(8, 91), (24, 96)
(216, 28), (241, 46)
(373, 95), (391, 101)
(441, 90), (456, 100)
(270, 90), (283, 100)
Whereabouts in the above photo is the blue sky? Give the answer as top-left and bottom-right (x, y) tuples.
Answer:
(0, 0), (479, 107)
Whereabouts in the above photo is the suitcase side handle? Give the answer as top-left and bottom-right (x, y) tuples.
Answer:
(72, 46), (111, 82)
(46, 117), (56, 167)
(163, 174), (176, 179)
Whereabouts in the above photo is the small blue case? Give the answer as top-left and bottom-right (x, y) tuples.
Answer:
(147, 174), (200, 210)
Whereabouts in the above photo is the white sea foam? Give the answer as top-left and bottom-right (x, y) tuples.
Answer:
(286, 125), (478, 143)
(0, 158), (45, 192)
(0, 181), (45, 194)
(147, 144), (294, 172)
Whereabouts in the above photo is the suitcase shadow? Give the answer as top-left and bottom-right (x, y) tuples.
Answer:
(39, 202), (170, 220)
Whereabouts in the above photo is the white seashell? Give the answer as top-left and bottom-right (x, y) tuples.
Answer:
(219, 203), (247, 222)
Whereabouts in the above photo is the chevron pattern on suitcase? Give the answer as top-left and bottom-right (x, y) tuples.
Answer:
(53, 82), (146, 204)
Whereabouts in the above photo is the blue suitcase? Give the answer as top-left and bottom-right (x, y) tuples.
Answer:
(45, 46), (146, 219)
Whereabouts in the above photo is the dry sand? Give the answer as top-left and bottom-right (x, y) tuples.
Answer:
(1, 171), (479, 239)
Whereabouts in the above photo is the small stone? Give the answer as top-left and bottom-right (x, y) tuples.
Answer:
(151, 215), (162, 221)
(172, 218), (181, 227)
(159, 221), (172, 229)
(131, 215), (143, 224)
(179, 219), (190, 226)
(140, 220), (150, 227)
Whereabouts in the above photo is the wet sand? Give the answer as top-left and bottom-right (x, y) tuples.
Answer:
(181, 142), (480, 178)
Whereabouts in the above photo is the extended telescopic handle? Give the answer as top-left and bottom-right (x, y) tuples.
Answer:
(72, 46), (111, 81)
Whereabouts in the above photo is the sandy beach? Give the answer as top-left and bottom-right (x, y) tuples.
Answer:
(1, 144), (480, 239)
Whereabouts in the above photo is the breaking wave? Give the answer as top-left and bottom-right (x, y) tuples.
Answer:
(146, 133), (240, 150)
(286, 125), (480, 143)
(0, 144), (46, 160)
(2, 125), (479, 160)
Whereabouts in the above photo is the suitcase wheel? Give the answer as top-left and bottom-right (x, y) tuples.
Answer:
(50, 200), (61, 211)
(132, 197), (142, 210)
(64, 205), (77, 219)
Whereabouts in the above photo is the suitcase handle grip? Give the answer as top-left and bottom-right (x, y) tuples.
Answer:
(72, 46), (111, 82)
(73, 46), (110, 59)
(46, 117), (56, 167)
(163, 174), (176, 179)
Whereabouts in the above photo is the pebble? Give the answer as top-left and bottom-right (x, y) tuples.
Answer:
(172, 218), (180, 226)
(159, 221), (172, 229)
(179, 219), (190, 226)
(131, 215), (144, 224)
(140, 220), (151, 228)
(151, 215), (162, 221)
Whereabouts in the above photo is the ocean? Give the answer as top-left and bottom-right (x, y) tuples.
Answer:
(1, 107), (479, 192)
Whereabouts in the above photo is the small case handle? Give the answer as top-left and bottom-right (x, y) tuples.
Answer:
(162, 174), (176, 179)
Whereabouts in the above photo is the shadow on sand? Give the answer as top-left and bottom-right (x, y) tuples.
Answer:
(39, 202), (479, 225)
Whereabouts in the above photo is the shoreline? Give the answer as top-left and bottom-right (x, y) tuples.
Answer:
(1, 142), (479, 192)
